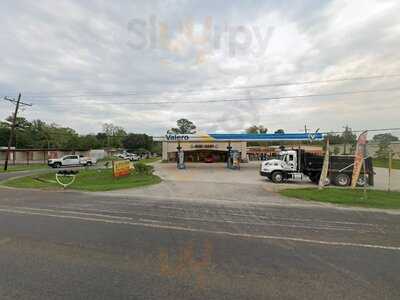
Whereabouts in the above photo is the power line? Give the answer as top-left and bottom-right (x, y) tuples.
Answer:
(3, 96), (33, 107)
(4, 73), (400, 99)
(30, 86), (400, 106)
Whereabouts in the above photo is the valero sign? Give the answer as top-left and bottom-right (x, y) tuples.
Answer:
(165, 134), (190, 141)
(165, 134), (215, 142)
(113, 160), (132, 177)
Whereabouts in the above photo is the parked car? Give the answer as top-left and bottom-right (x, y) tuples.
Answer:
(114, 153), (140, 161)
(204, 155), (215, 163)
(125, 153), (140, 161)
(48, 155), (96, 168)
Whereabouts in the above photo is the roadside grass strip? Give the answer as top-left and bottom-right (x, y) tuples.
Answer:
(373, 158), (400, 170)
(3, 168), (161, 192)
(280, 188), (400, 209)
(0, 164), (47, 173)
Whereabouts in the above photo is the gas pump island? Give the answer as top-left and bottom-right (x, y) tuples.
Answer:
(156, 132), (324, 170)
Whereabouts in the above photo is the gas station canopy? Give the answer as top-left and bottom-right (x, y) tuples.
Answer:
(156, 132), (324, 142)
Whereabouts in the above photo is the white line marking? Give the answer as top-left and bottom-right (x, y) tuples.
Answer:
(139, 218), (169, 224)
(113, 211), (369, 232)
(92, 201), (381, 227)
(0, 206), (132, 220)
(0, 207), (399, 251)
(2, 206), (366, 232)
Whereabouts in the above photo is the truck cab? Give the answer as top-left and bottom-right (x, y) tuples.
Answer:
(260, 150), (302, 183)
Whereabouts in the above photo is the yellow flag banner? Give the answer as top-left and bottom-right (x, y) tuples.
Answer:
(351, 131), (368, 188)
(318, 139), (330, 189)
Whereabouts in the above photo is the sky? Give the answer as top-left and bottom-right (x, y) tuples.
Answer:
(0, 0), (399, 137)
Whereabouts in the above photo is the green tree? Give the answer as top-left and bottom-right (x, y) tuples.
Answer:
(333, 146), (341, 155)
(372, 133), (399, 143)
(122, 134), (153, 151)
(341, 126), (357, 155)
(168, 118), (196, 134)
(102, 123), (126, 148)
(150, 141), (162, 155)
(79, 134), (102, 150)
(376, 139), (391, 159)
(325, 133), (342, 145)
(373, 133), (398, 159)
(96, 133), (108, 147)
(0, 116), (35, 148)
(0, 126), (9, 146)
(246, 125), (268, 134)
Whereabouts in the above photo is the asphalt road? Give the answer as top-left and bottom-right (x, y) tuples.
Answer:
(0, 186), (399, 300)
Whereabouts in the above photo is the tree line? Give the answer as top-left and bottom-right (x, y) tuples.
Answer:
(0, 116), (160, 153)
(245, 124), (399, 159)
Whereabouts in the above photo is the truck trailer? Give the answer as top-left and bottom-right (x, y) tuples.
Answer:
(260, 149), (374, 187)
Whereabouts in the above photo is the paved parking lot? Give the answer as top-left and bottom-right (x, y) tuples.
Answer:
(99, 162), (316, 206)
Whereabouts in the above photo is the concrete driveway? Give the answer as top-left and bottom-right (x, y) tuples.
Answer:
(100, 162), (400, 207)
(152, 162), (399, 192)
(101, 162), (317, 206)
(374, 167), (400, 191)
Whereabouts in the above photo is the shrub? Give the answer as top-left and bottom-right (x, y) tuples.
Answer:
(133, 162), (154, 175)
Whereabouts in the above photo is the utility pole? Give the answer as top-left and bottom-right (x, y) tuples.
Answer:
(2, 94), (32, 171)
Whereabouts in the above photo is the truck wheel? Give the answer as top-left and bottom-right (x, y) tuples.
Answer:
(86, 162), (92, 167)
(54, 162), (61, 168)
(310, 173), (321, 184)
(334, 173), (350, 187)
(271, 171), (284, 183)
(356, 175), (367, 187)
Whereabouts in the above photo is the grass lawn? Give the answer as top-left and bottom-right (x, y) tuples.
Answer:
(139, 157), (161, 164)
(373, 158), (400, 170)
(97, 157), (160, 166)
(0, 164), (48, 173)
(3, 168), (161, 192)
(280, 188), (400, 209)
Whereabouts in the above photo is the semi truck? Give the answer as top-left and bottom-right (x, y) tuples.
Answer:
(260, 149), (374, 187)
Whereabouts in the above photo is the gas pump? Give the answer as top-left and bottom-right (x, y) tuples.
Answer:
(231, 150), (240, 170)
(227, 149), (240, 170)
(176, 143), (185, 169)
(226, 142), (233, 169)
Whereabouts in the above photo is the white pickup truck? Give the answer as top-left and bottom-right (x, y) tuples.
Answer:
(114, 153), (140, 161)
(48, 155), (96, 168)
